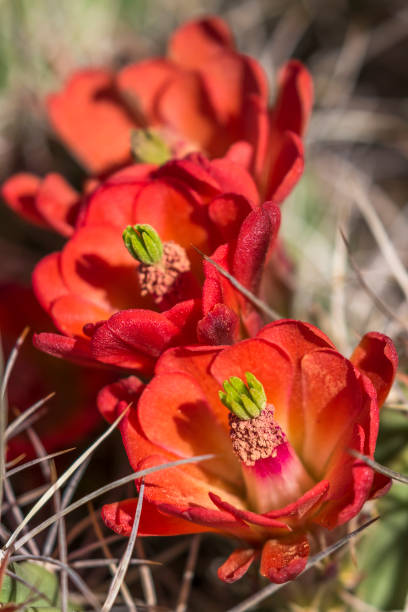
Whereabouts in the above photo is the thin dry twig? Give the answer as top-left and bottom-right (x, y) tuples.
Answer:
(12, 453), (214, 555)
(136, 538), (157, 607)
(175, 534), (201, 612)
(193, 247), (282, 320)
(5, 392), (55, 440)
(5, 448), (74, 478)
(101, 480), (145, 612)
(349, 449), (408, 485)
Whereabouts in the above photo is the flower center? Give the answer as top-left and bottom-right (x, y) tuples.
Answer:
(122, 224), (191, 304)
(137, 241), (191, 304)
(229, 406), (286, 466)
(219, 373), (314, 513)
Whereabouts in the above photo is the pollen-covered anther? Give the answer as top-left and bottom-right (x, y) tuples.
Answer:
(137, 241), (191, 303)
(229, 405), (286, 466)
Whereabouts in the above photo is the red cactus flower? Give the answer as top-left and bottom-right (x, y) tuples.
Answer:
(100, 320), (397, 583)
(32, 155), (281, 373)
(0, 284), (116, 459)
(1, 16), (312, 233)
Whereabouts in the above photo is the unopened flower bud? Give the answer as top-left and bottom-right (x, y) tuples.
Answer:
(131, 128), (171, 165)
(123, 224), (163, 265)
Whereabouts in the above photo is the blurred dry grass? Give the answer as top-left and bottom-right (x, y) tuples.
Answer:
(1, 0), (408, 610)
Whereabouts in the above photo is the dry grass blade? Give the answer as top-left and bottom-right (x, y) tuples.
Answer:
(10, 554), (101, 611)
(349, 449), (408, 484)
(193, 247), (282, 320)
(226, 517), (379, 612)
(340, 230), (408, 332)
(3, 477), (40, 556)
(5, 392), (55, 440)
(102, 480), (145, 612)
(175, 534), (201, 612)
(0, 329), (28, 516)
(71, 558), (160, 569)
(5, 448), (74, 478)
(136, 539), (157, 606)
(2, 407), (129, 554)
(43, 455), (91, 557)
(13, 453), (214, 554)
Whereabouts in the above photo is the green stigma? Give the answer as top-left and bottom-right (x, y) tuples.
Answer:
(122, 224), (163, 265)
(219, 372), (267, 420)
(131, 128), (171, 165)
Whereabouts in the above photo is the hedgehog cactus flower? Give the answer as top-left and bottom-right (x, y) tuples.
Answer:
(101, 320), (397, 584)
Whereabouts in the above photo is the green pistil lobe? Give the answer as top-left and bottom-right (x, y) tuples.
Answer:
(219, 372), (267, 420)
(123, 224), (163, 265)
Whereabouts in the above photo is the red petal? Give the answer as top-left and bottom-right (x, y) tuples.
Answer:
(208, 158), (260, 205)
(218, 548), (258, 583)
(2, 173), (45, 226)
(102, 499), (205, 536)
(97, 375), (144, 423)
(197, 303), (239, 345)
(136, 454), (247, 532)
(157, 72), (220, 153)
(257, 319), (334, 360)
(137, 372), (240, 485)
(81, 180), (146, 229)
(33, 253), (67, 311)
(208, 193), (253, 242)
(60, 224), (143, 311)
(90, 309), (182, 372)
(265, 480), (330, 524)
(134, 180), (211, 275)
(168, 17), (235, 68)
(117, 59), (179, 121)
(209, 493), (289, 531)
(33, 333), (96, 367)
(47, 69), (135, 174)
(350, 332), (398, 407)
(300, 349), (365, 476)
(155, 345), (224, 423)
(211, 338), (293, 431)
(50, 295), (111, 337)
(369, 472), (392, 499)
(36, 173), (80, 236)
(260, 534), (309, 583)
(264, 131), (304, 204)
(271, 60), (313, 137)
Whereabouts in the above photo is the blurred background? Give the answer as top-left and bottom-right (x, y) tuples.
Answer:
(1, 0), (408, 609)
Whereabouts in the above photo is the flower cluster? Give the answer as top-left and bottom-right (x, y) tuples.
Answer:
(0, 15), (398, 586)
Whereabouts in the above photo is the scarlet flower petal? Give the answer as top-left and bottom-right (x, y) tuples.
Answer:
(102, 499), (206, 536)
(47, 69), (135, 174)
(300, 349), (365, 476)
(157, 72), (219, 153)
(50, 295), (111, 337)
(350, 332), (398, 407)
(211, 338), (293, 433)
(137, 372), (240, 484)
(265, 480), (330, 524)
(97, 375), (144, 423)
(90, 309), (182, 372)
(257, 319), (334, 360)
(81, 180), (147, 229)
(218, 548), (258, 583)
(208, 193), (253, 242)
(264, 131), (304, 204)
(117, 59), (179, 121)
(197, 303), (239, 345)
(36, 173), (80, 236)
(33, 333), (96, 367)
(272, 60), (314, 137)
(2, 173), (45, 226)
(209, 493), (290, 531)
(168, 17), (235, 68)
(260, 534), (309, 583)
(33, 253), (67, 312)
